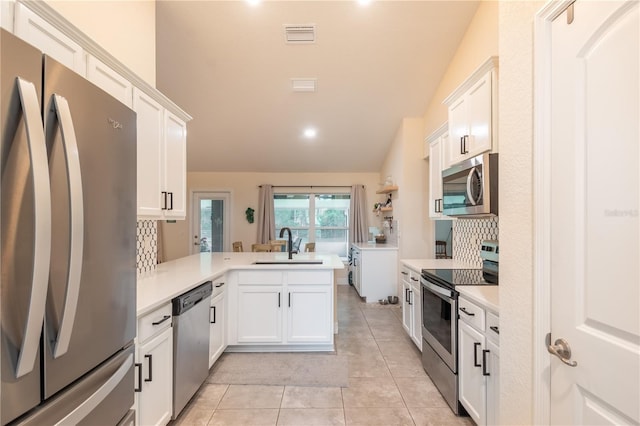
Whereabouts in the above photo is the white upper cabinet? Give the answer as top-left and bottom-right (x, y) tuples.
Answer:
(162, 110), (187, 219)
(13, 3), (86, 76)
(443, 57), (498, 168)
(134, 88), (164, 218)
(426, 123), (448, 219)
(86, 55), (133, 108)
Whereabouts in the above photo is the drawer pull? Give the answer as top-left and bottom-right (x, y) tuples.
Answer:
(490, 325), (499, 335)
(410, 277), (419, 282)
(215, 282), (225, 288)
(152, 315), (171, 326)
(459, 307), (475, 316)
(401, 271), (408, 276)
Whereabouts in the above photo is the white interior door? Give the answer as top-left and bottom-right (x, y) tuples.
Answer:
(549, 1), (639, 424)
(191, 192), (230, 253)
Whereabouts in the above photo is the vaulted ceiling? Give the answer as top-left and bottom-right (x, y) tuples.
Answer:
(156, 1), (479, 172)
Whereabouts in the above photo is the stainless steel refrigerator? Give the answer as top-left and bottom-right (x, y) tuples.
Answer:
(1, 29), (136, 425)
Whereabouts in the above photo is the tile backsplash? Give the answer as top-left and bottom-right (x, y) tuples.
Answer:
(452, 217), (499, 266)
(137, 220), (158, 275)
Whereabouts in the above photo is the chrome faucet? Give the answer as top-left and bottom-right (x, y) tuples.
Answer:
(279, 227), (293, 259)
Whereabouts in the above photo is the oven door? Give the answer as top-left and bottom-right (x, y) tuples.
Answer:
(421, 277), (457, 372)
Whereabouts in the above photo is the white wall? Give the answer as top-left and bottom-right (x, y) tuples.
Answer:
(497, 1), (544, 424)
(44, 0), (156, 85)
(161, 172), (381, 262)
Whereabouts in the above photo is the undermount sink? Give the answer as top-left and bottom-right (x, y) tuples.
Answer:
(253, 260), (324, 265)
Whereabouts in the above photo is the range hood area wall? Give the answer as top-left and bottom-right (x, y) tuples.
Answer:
(452, 217), (499, 267)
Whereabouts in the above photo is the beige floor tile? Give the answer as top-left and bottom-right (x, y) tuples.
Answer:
(369, 324), (409, 340)
(341, 377), (405, 408)
(208, 408), (279, 425)
(394, 377), (448, 408)
(190, 384), (229, 409)
(376, 338), (422, 359)
(277, 408), (346, 425)
(347, 353), (392, 378)
(384, 355), (428, 379)
(344, 407), (414, 425)
(408, 407), (474, 426)
(172, 404), (214, 426)
(217, 385), (284, 409)
(336, 335), (380, 356)
(281, 386), (343, 408)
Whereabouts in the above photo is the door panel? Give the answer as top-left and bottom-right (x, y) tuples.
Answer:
(42, 57), (136, 398)
(550, 1), (639, 423)
(0, 29), (45, 426)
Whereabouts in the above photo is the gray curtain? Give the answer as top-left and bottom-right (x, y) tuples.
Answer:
(257, 184), (275, 243)
(349, 185), (368, 243)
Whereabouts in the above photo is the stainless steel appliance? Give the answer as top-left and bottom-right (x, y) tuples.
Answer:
(420, 241), (499, 415)
(442, 153), (498, 217)
(172, 282), (213, 419)
(1, 30), (136, 425)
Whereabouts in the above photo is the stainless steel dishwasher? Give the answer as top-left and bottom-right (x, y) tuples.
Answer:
(172, 281), (212, 419)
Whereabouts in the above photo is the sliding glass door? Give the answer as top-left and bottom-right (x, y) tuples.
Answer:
(192, 192), (230, 253)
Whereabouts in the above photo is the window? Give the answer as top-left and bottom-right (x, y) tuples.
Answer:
(274, 192), (350, 257)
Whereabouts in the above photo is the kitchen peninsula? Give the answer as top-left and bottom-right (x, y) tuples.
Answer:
(137, 252), (344, 351)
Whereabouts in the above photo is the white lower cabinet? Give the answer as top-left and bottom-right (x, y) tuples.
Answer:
(351, 245), (398, 302)
(136, 303), (173, 426)
(209, 288), (227, 368)
(457, 295), (499, 426)
(230, 270), (333, 348)
(400, 265), (422, 350)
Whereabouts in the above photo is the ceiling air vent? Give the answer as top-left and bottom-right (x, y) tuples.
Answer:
(284, 24), (316, 44)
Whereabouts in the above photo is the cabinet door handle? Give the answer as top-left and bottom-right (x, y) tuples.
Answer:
(161, 191), (168, 210)
(473, 342), (482, 367)
(460, 136), (464, 154)
(278, 292), (281, 307)
(482, 349), (490, 376)
(169, 192), (174, 210)
(144, 354), (153, 382)
(152, 315), (171, 326)
(490, 325), (499, 335)
(288, 293), (291, 307)
(134, 363), (142, 392)
(459, 307), (475, 316)
(408, 290), (413, 306)
(210, 306), (216, 324)
(463, 135), (469, 154)
(405, 288), (409, 303)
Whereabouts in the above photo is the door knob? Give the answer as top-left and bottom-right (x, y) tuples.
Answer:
(547, 336), (578, 367)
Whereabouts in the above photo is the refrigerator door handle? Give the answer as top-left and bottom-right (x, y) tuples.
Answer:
(15, 78), (52, 378)
(53, 353), (133, 426)
(50, 95), (85, 359)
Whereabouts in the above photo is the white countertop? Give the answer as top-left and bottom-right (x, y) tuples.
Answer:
(457, 286), (499, 314)
(137, 252), (344, 317)
(352, 242), (398, 250)
(400, 258), (478, 271)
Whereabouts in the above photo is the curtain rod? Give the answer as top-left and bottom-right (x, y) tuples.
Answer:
(258, 185), (361, 188)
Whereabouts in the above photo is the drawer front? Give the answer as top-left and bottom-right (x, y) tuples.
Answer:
(408, 269), (421, 288)
(287, 270), (331, 285)
(486, 311), (500, 343)
(211, 275), (226, 297)
(400, 266), (411, 282)
(238, 270), (283, 285)
(138, 303), (172, 343)
(458, 296), (485, 332)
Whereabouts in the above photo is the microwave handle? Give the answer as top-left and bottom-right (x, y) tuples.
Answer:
(466, 167), (483, 206)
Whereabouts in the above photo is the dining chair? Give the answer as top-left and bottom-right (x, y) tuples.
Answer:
(291, 237), (302, 254)
(269, 240), (287, 252)
(232, 241), (244, 252)
(251, 243), (272, 252)
(304, 242), (315, 252)
(435, 240), (448, 259)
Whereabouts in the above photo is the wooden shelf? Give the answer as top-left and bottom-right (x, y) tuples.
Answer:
(376, 185), (398, 194)
(379, 206), (393, 212)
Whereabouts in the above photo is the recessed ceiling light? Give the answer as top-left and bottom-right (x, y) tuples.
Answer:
(357, 0), (372, 6)
(303, 128), (317, 139)
(247, 0), (261, 7)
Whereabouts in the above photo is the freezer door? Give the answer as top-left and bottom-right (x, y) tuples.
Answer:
(15, 345), (135, 426)
(0, 30), (48, 426)
(41, 56), (137, 399)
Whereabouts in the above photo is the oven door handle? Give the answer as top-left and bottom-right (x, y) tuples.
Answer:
(420, 278), (455, 302)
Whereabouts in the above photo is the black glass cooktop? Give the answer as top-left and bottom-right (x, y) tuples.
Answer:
(421, 268), (498, 290)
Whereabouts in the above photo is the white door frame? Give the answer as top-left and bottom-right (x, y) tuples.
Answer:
(532, 1), (577, 423)
(190, 190), (232, 253)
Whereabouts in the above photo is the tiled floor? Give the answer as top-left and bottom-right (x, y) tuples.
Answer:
(171, 285), (473, 426)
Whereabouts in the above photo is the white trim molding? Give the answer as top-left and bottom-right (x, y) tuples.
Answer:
(532, 1), (575, 424)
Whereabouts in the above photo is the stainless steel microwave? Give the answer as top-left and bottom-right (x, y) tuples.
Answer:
(442, 153), (498, 217)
